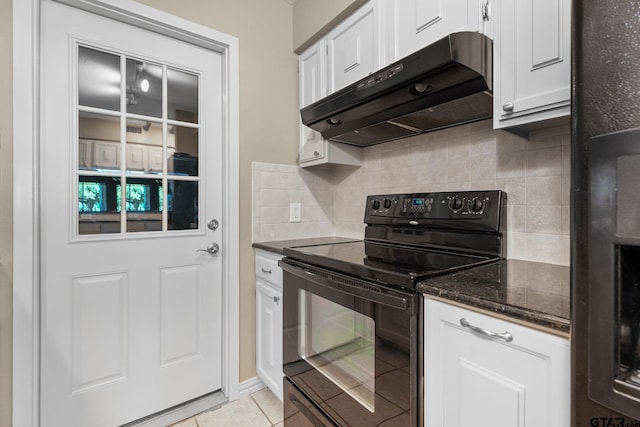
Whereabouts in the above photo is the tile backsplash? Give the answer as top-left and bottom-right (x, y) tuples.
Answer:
(253, 119), (571, 266)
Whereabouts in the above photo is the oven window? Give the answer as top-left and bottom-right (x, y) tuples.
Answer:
(298, 289), (375, 412)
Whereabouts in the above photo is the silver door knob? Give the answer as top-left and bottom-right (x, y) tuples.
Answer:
(207, 219), (219, 230)
(197, 243), (220, 255)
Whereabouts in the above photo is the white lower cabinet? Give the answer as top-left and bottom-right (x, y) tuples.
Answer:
(255, 249), (283, 401)
(424, 298), (569, 427)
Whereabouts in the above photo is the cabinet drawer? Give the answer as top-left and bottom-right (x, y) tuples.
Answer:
(255, 251), (282, 286)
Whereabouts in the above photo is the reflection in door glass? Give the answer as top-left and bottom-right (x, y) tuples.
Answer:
(126, 58), (163, 118)
(124, 119), (164, 173)
(76, 45), (202, 236)
(78, 112), (120, 171)
(123, 179), (163, 232)
(168, 125), (199, 177)
(298, 290), (376, 412)
(78, 46), (121, 111)
(78, 176), (122, 235)
(168, 68), (199, 123)
(167, 180), (198, 230)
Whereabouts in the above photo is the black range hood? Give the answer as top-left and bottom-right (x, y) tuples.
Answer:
(300, 32), (493, 147)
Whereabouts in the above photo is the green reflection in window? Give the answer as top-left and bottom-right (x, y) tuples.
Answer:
(117, 184), (147, 212)
(78, 181), (107, 212)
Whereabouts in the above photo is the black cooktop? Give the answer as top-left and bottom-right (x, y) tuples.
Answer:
(284, 240), (500, 289)
(283, 191), (505, 290)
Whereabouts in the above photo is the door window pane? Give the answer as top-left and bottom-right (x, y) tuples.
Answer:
(168, 125), (198, 177)
(78, 46), (121, 111)
(122, 179), (163, 232)
(298, 290), (376, 412)
(125, 119), (163, 173)
(78, 112), (121, 171)
(78, 176), (122, 235)
(126, 58), (163, 118)
(168, 68), (199, 123)
(168, 180), (198, 230)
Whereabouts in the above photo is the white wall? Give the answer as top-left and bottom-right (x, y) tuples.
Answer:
(253, 119), (571, 266)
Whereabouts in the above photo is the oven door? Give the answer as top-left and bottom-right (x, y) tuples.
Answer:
(279, 259), (421, 427)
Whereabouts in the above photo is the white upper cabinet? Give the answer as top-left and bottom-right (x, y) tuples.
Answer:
(386, 0), (491, 61)
(299, 39), (327, 163)
(494, 0), (571, 129)
(326, 1), (383, 94)
(297, 2), (380, 167)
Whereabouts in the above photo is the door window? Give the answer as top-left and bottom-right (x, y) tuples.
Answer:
(76, 45), (200, 236)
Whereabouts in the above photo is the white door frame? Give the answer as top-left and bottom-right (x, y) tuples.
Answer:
(12, 1), (241, 426)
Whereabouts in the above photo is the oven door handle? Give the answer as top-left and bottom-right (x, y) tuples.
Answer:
(280, 261), (411, 310)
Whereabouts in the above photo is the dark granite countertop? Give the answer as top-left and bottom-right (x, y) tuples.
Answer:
(254, 238), (570, 334)
(252, 236), (361, 255)
(416, 259), (570, 334)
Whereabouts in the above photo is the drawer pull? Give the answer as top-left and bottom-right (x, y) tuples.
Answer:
(273, 296), (280, 303)
(460, 318), (513, 342)
(261, 267), (272, 274)
(502, 102), (514, 112)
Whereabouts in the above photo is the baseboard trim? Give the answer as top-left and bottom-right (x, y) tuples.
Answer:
(236, 376), (265, 399)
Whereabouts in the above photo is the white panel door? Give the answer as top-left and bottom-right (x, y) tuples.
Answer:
(40, 2), (223, 426)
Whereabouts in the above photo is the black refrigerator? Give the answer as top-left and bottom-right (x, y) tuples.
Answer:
(573, 1), (640, 425)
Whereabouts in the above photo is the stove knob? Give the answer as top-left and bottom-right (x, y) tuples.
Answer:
(383, 198), (392, 209)
(468, 197), (484, 213)
(448, 196), (463, 212)
(371, 199), (381, 210)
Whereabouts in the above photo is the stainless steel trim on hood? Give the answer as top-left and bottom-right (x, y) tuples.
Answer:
(300, 32), (493, 147)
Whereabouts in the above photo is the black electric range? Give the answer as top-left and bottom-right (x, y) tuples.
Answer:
(283, 190), (505, 290)
(280, 190), (505, 427)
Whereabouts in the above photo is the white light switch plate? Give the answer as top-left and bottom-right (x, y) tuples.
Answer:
(290, 203), (301, 223)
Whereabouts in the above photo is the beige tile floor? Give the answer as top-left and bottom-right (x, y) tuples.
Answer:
(169, 388), (284, 427)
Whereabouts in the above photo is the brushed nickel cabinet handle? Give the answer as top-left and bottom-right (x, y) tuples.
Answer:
(460, 318), (513, 342)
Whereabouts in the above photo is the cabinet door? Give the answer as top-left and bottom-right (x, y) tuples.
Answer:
(92, 140), (120, 170)
(425, 298), (570, 427)
(299, 40), (326, 163)
(78, 139), (93, 169)
(326, 1), (381, 94)
(494, 0), (571, 126)
(389, 0), (482, 61)
(256, 279), (283, 401)
(125, 143), (146, 171)
(146, 146), (163, 173)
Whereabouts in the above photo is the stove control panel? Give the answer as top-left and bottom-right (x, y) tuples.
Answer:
(364, 190), (505, 232)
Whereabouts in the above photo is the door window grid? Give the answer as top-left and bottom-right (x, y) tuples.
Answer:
(76, 44), (201, 236)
